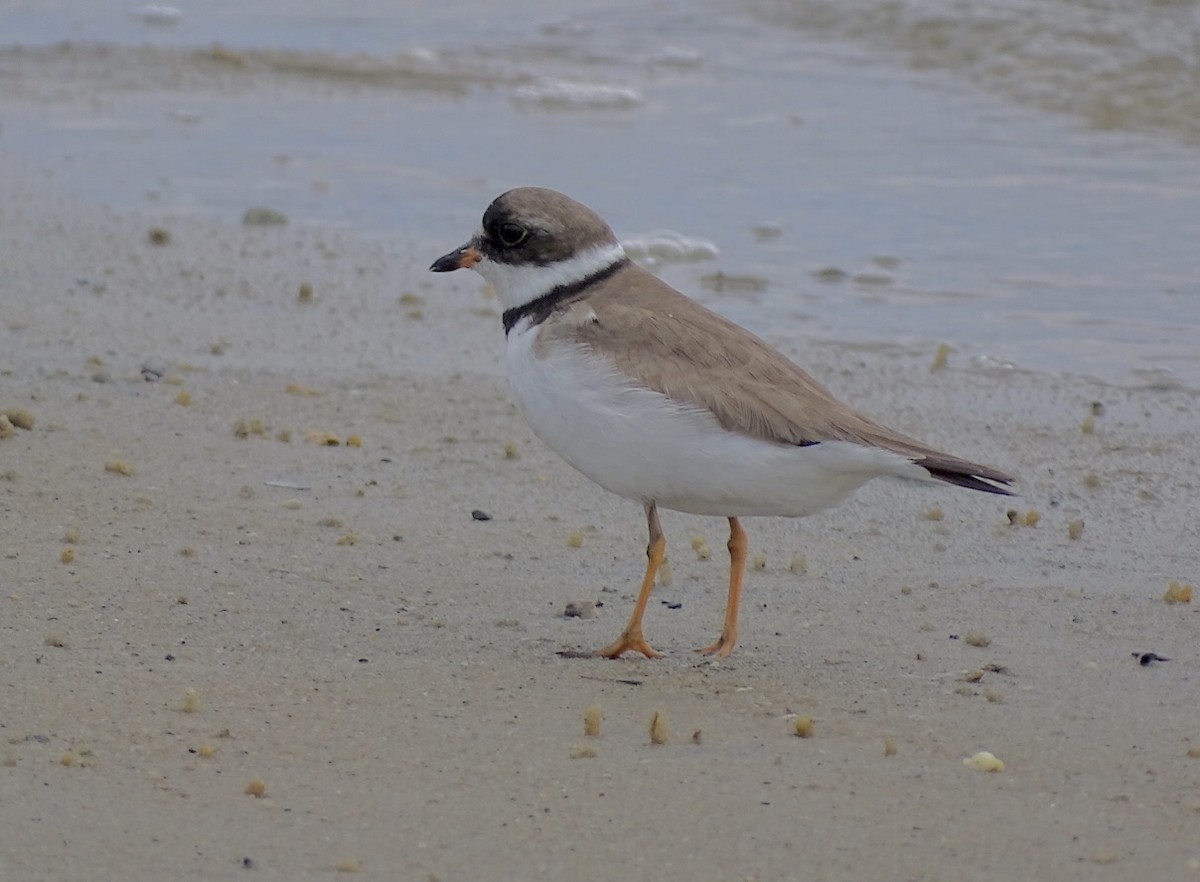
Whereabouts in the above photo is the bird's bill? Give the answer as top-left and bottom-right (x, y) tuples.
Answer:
(429, 243), (480, 272)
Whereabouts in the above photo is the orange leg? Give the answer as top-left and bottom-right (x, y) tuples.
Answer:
(595, 502), (666, 659)
(697, 516), (746, 657)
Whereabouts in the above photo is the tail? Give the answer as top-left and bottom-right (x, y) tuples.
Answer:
(923, 465), (1014, 496)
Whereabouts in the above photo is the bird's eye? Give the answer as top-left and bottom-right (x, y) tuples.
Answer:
(496, 222), (528, 247)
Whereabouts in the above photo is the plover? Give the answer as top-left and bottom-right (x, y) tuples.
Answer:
(431, 187), (1012, 659)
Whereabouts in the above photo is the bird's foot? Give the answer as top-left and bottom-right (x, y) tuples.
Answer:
(695, 631), (737, 658)
(594, 629), (664, 659)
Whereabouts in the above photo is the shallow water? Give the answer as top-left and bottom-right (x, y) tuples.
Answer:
(2, 0), (1198, 387)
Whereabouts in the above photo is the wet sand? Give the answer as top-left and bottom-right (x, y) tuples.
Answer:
(3, 175), (1199, 880)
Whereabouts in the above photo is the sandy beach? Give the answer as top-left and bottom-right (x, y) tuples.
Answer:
(3, 0), (1200, 875)
(3, 173), (1199, 881)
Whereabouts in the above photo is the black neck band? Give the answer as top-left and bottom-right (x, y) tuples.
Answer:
(502, 259), (629, 335)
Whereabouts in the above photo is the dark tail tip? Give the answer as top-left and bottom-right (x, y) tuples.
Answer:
(926, 467), (1014, 496)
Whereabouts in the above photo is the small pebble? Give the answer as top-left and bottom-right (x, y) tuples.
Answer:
(471, 509), (492, 521)
(792, 715), (814, 738)
(1067, 519), (1085, 540)
(1135, 652), (1169, 666)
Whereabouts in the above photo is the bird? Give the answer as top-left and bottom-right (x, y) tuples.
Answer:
(430, 187), (1013, 659)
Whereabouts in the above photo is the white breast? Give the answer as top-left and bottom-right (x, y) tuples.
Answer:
(504, 319), (929, 518)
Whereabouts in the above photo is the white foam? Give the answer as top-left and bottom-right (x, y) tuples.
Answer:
(130, 5), (182, 24)
(620, 230), (719, 265)
(511, 79), (643, 109)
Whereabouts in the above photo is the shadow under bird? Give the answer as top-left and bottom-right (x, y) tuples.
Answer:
(431, 187), (1013, 659)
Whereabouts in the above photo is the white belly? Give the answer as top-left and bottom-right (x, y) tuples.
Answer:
(504, 322), (927, 517)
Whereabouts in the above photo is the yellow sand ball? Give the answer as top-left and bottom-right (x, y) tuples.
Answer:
(649, 711), (668, 745)
(930, 343), (951, 371)
(583, 705), (602, 737)
(1163, 581), (1193, 604)
(181, 688), (199, 713)
(963, 751), (1004, 772)
(792, 715), (814, 738)
(2, 407), (35, 429)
